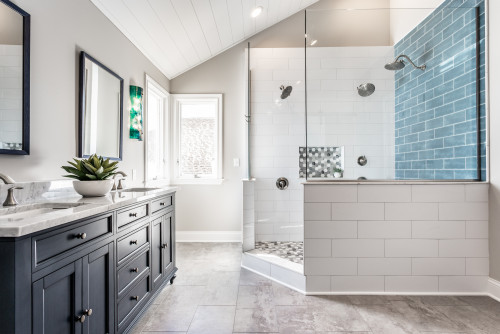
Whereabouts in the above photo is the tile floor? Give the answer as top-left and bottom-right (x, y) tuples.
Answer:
(131, 242), (500, 334)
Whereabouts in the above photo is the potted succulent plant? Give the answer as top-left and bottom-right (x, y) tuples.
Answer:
(62, 154), (119, 197)
(333, 167), (343, 178)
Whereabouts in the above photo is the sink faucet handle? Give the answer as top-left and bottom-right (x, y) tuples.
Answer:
(3, 186), (23, 207)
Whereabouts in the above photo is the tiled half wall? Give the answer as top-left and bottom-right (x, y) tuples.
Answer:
(394, 0), (486, 180)
(304, 183), (489, 293)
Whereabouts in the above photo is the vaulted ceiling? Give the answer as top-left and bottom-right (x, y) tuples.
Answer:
(91, 0), (319, 79)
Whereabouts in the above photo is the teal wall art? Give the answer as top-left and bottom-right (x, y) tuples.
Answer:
(129, 85), (143, 141)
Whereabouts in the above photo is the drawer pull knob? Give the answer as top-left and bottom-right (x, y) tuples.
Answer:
(129, 212), (138, 217)
(160, 202), (166, 206)
(131, 267), (139, 273)
(130, 240), (138, 245)
(75, 233), (87, 239)
(131, 296), (139, 301)
(162, 243), (168, 249)
(76, 314), (86, 323)
(84, 309), (93, 316)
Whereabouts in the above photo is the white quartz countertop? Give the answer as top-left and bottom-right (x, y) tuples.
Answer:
(0, 186), (177, 238)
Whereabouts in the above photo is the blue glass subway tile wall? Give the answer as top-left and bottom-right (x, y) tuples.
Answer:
(394, 0), (485, 180)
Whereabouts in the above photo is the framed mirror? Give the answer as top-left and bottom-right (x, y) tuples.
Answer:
(78, 51), (123, 160)
(0, 0), (30, 155)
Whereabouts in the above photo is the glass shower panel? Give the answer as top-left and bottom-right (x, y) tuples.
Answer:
(305, 0), (485, 181)
(247, 43), (305, 267)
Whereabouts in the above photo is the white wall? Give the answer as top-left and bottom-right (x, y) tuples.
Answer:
(305, 183), (489, 293)
(0, 0), (169, 183)
(389, 0), (446, 44)
(488, 0), (500, 282)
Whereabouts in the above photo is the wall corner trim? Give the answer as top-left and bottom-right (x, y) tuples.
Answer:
(176, 231), (242, 242)
(488, 277), (500, 302)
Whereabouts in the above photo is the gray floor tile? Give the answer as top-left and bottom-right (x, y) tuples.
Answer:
(201, 284), (239, 305)
(187, 305), (236, 334)
(272, 282), (308, 306)
(239, 268), (273, 286)
(233, 307), (279, 333)
(237, 285), (275, 309)
(131, 243), (500, 334)
(311, 304), (372, 332)
(143, 304), (197, 332)
(355, 303), (420, 334)
(434, 305), (500, 333)
(276, 305), (315, 332)
(390, 300), (470, 333)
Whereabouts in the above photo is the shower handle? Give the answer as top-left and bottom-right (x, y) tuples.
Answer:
(276, 177), (289, 190)
(276, 177), (288, 190)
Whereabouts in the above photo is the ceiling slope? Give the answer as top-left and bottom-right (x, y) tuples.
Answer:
(91, 0), (318, 79)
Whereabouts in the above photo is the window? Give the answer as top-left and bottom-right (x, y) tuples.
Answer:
(145, 75), (169, 184)
(172, 94), (223, 184)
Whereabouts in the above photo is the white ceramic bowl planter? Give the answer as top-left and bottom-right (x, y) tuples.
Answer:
(73, 179), (114, 197)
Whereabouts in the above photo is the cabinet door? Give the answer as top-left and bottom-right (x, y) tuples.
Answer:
(151, 216), (163, 290)
(82, 243), (114, 334)
(162, 213), (173, 275)
(33, 260), (83, 334)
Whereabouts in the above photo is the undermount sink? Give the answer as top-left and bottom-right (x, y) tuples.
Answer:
(117, 187), (160, 193)
(0, 203), (86, 220)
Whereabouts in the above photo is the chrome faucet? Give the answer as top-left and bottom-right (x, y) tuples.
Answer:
(112, 171), (128, 191)
(0, 173), (15, 184)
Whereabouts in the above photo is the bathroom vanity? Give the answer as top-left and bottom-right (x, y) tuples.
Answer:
(0, 187), (177, 334)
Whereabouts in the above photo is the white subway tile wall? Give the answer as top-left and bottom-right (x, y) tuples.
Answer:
(250, 46), (395, 242)
(304, 183), (489, 293)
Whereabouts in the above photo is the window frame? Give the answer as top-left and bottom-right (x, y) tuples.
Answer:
(144, 74), (170, 186)
(171, 93), (223, 185)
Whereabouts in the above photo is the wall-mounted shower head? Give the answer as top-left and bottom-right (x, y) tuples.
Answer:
(280, 85), (292, 99)
(385, 54), (426, 71)
(357, 83), (375, 97)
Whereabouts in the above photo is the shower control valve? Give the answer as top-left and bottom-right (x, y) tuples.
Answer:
(276, 177), (289, 190)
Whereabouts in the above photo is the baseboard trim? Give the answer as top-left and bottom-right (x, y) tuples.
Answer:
(305, 291), (490, 296)
(488, 277), (500, 302)
(176, 231), (241, 242)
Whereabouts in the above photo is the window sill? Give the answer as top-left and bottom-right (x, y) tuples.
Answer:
(172, 178), (225, 185)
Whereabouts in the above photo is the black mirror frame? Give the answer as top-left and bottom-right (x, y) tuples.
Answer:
(78, 51), (124, 161)
(0, 0), (30, 155)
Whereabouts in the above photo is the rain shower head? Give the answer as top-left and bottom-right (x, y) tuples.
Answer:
(357, 83), (375, 97)
(385, 54), (426, 71)
(280, 85), (292, 99)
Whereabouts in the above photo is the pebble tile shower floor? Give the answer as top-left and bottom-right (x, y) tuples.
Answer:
(253, 241), (304, 264)
(131, 243), (500, 334)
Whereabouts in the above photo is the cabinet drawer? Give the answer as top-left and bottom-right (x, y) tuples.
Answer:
(151, 195), (172, 214)
(34, 215), (112, 265)
(117, 250), (149, 296)
(117, 203), (148, 229)
(118, 275), (150, 325)
(117, 225), (149, 263)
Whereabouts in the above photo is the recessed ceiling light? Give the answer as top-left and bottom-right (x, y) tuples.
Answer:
(310, 39), (318, 46)
(251, 6), (263, 18)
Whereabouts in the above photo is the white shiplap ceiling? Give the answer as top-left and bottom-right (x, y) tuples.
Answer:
(91, 0), (318, 79)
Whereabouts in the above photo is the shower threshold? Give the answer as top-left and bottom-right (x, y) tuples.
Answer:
(242, 241), (305, 293)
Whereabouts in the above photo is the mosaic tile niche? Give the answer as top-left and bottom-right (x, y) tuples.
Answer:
(299, 146), (344, 178)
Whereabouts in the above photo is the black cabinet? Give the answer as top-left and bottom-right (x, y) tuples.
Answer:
(32, 243), (114, 334)
(0, 192), (177, 334)
(32, 260), (83, 334)
(152, 210), (175, 291)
